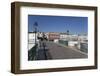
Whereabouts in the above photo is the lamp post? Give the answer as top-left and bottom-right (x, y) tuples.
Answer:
(67, 30), (69, 35)
(33, 22), (38, 45)
(66, 30), (69, 41)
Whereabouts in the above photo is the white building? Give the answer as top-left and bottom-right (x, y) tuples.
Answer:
(60, 33), (79, 41)
(28, 33), (39, 43)
(28, 32), (39, 50)
(78, 35), (88, 42)
(60, 33), (68, 40)
(68, 41), (78, 47)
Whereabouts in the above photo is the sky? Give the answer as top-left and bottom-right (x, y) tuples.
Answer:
(28, 15), (88, 35)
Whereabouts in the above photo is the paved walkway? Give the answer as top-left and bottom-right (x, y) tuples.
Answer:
(46, 41), (87, 59)
(35, 41), (87, 60)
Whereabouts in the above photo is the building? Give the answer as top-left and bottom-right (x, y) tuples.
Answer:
(69, 35), (78, 41)
(60, 33), (78, 41)
(28, 32), (39, 43)
(60, 33), (68, 40)
(78, 35), (88, 42)
(48, 32), (60, 41)
(28, 32), (39, 50)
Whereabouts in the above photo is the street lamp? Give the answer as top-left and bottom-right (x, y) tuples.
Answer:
(33, 22), (38, 45)
(67, 30), (69, 35)
(66, 30), (69, 41)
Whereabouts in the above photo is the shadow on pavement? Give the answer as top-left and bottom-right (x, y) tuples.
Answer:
(36, 48), (52, 60)
(28, 44), (38, 61)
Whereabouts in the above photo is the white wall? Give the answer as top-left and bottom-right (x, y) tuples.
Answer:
(28, 33), (39, 50)
(28, 33), (38, 43)
(29, 33), (36, 40)
(0, 0), (100, 76)
(68, 41), (78, 46)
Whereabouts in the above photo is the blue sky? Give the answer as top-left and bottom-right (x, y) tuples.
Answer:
(28, 15), (88, 34)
